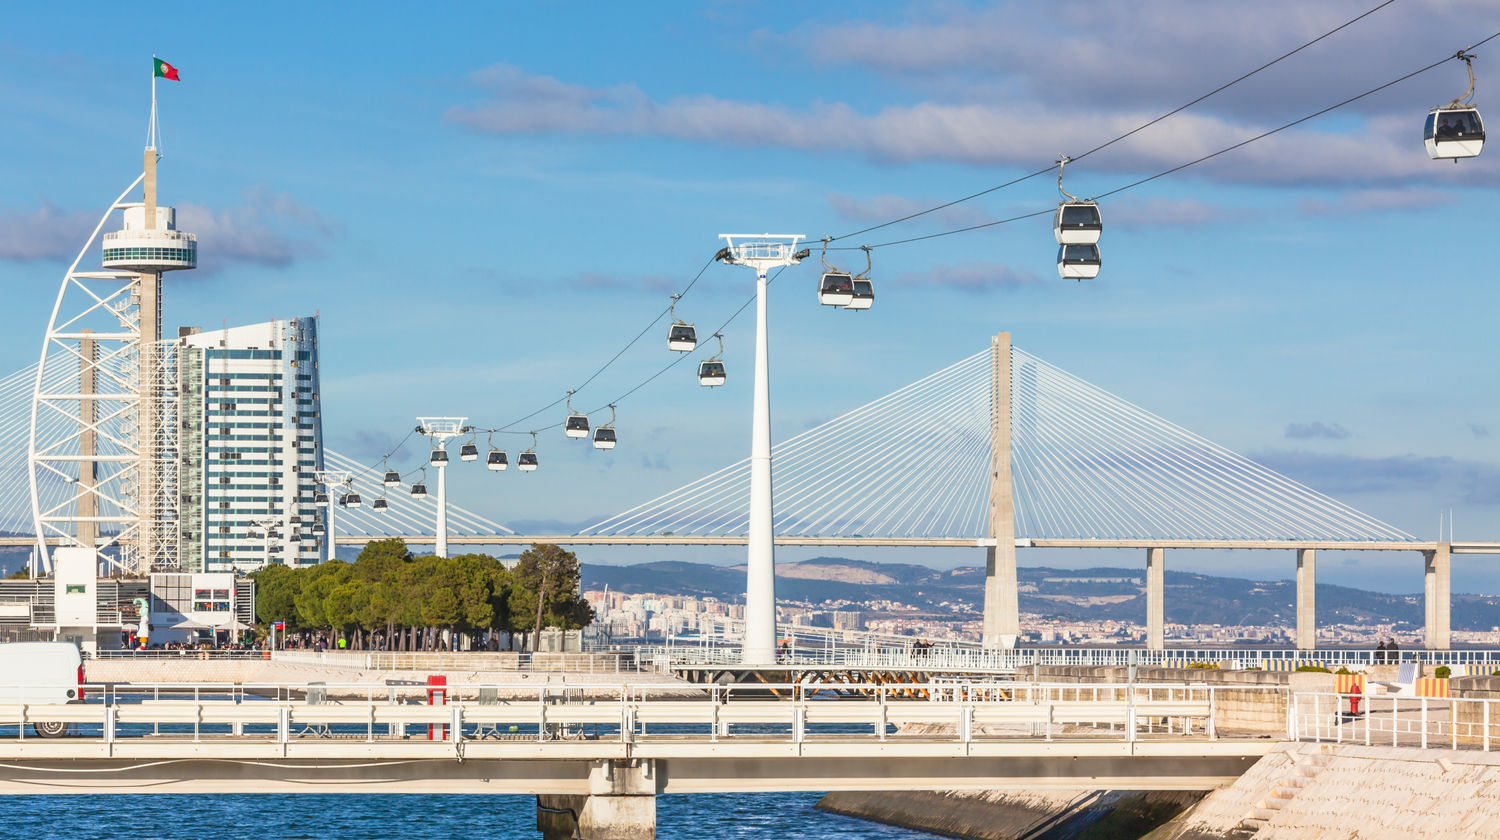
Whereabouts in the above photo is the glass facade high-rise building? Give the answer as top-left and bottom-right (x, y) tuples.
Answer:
(176, 318), (324, 572)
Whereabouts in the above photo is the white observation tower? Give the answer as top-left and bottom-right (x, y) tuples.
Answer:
(28, 62), (196, 573)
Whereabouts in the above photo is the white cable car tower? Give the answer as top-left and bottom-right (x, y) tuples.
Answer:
(716, 234), (806, 665)
(313, 470), (356, 562)
(416, 417), (469, 558)
(28, 66), (196, 574)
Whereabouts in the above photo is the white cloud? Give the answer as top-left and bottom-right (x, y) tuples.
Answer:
(0, 187), (340, 273)
(894, 262), (1041, 293)
(1299, 187), (1457, 216)
(0, 204), (95, 262)
(826, 192), (994, 229)
(178, 186), (342, 274)
(448, 63), (1492, 186)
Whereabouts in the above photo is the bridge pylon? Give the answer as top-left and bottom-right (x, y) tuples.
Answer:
(983, 331), (1019, 650)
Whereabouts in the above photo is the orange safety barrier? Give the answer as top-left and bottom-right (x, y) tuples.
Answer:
(1416, 677), (1451, 698)
(1336, 673), (1366, 714)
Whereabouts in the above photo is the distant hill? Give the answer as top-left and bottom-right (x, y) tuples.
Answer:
(581, 557), (1500, 631)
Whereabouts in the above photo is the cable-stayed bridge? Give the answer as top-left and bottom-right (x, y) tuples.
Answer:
(11, 332), (1493, 649)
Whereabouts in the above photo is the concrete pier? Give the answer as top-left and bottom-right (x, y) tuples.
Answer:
(1146, 547), (1165, 648)
(1295, 548), (1316, 650)
(538, 760), (657, 840)
(1424, 542), (1451, 650)
(983, 332), (1019, 650)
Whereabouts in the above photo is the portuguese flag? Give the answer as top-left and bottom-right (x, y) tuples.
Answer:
(153, 58), (180, 81)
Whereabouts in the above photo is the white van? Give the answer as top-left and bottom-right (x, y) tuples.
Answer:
(0, 642), (85, 737)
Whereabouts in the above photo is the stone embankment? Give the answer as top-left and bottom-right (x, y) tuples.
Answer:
(1149, 742), (1500, 839)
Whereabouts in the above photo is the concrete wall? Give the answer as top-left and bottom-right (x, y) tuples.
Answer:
(818, 788), (1206, 840)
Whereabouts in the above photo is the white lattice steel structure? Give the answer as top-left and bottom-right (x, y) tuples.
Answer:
(27, 159), (189, 575)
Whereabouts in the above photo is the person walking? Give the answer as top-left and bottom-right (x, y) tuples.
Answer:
(1376, 639), (1388, 665)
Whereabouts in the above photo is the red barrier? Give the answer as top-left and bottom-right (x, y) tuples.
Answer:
(427, 675), (447, 740)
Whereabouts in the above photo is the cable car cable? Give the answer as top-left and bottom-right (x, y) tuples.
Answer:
(822, 0), (1402, 245)
(851, 32), (1500, 251)
(493, 253), (718, 433)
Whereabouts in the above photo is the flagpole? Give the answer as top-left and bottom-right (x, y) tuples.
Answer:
(148, 55), (158, 152)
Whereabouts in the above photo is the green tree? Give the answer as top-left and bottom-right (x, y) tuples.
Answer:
(510, 543), (593, 650)
(252, 563), (301, 629)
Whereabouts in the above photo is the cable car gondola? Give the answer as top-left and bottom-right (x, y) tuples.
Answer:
(429, 448), (449, 466)
(698, 333), (726, 386)
(382, 470), (400, 486)
(518, 432), (539, 472)
(410, 481), (428, 497)
(1427, 51), (1485, 160)
(1054, 201), (1102, 245)
(314, 492), (330, 506)
(1054, 154), (1103, 246)
(697, 360), (726, 386)
(487, 449), (508, 471)
(312, 522), (324, 535)
(667, 293), (697, 351)
(593, 404), (618, 450)
(459, 442), (478, 462)
(1057, 244), (1101, 280)
(818, 273), (853, 306)
(372, 497), (388, 511)
(564, 390), (589, 438)
(817, 239), (855, 306)
(844, 247), (874, 311)
(1427, 108), (1485, 159)
(847, 279), (874, 310)
(343, 493), (362, 508)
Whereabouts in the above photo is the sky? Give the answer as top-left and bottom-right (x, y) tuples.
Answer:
(1, 1), (1498, 596)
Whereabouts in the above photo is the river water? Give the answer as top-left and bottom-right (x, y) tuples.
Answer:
(0, 793), (938, 838)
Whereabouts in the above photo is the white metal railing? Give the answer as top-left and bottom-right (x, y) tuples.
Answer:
(269, 650), (642, 672)
(1292, 691), (1500, 751)
(0, 680), (1246, 747)
(641, 643), (1500, 671)
(87, 649), (270, 660)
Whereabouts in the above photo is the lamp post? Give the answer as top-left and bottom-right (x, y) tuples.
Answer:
(715, 235), (807, 665)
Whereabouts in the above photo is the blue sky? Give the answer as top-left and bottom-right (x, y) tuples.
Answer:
(1, 1), (1498, 595)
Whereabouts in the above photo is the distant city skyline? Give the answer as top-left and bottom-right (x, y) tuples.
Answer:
(1, 2), (1496, 593)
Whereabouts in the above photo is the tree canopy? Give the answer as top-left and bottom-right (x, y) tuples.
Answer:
(250, 540), (592, 648)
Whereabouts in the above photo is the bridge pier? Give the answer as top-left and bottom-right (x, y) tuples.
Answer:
(1146, 547), (1164, 648)
(1424, 542), (1451, 650)
(538, 759), (657, 840)
(1296, 548), (1316, 650)
(983, 331), (1019, 649)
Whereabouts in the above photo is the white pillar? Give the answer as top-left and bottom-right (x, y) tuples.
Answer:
(1146, 547), (1164, 649)
(983, 332), (1018, 649)
(1296, 548), (1316, 650)
(743, 267), (776, 665)
(326, 495), (336, 563)
(436, 460), (449, 559)
(1425, 543), (1451, 650)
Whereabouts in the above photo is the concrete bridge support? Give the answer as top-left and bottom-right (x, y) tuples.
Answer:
(538, 759), (657, 840)
(983, 331), (1019, 650)
(1296, 548), (1316, 650)
(1424, 542), (1451, 650)
(1146, 547), (1164, 649)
